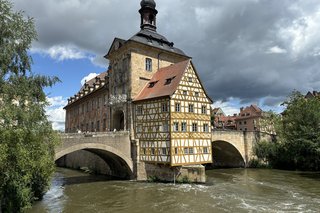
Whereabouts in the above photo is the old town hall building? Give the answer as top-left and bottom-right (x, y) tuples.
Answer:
(64, 0), (213, 168)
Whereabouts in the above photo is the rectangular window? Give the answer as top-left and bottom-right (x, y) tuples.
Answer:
(181, 122), (187, 132)
(201, 106), (206, 114)
(195, 92), (199, 97)
(96, 120), (100, 132)
(173, 122), (179, 132)
(192, 123), (198, 132)
(137, 124), (143, 133)
(203, 124), (209, 132)
(163, 122), (169, 132)
(151, 148), (155, 155)
(103, 119), (106, 131)
(146, 58), (152, 71)
(175, 103), (180, 112)
(188, 77), (192, 82)
(188, 104), (194, 113)
(143, 148), (146, 155)
(203, 147), (208, 154)
(98, 97), (101, 109)
(92, 99), (95, 110)
(162, 148), (167, 155)
(91, 122), (94, 132)
(244, 121), (247, 125)
(184, 147), (189, 154)
(189, 147), (194, 154)
(137, 106), (143, 115)
(162, 103), (168, 112)
(174, 148), (178, 154)
(183, 90), (187, 96)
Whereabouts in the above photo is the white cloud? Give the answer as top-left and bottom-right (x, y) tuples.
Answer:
(47, 96), (67, 107)
(46, 96), (67, 131)
(32, 45), (88, 61)
(266, 46), (287, 54)
(279, 8), (320, 56)
(212, 98), (242, 116)
(81, 73), (99, 85)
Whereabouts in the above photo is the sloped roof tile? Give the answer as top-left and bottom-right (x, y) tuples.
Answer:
(134, 60), (190, 101)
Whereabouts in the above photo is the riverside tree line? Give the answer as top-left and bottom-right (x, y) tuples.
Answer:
(254, 91), (320, 171)
(0, 0), (59, 212)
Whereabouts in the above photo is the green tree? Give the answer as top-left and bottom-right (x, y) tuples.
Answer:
(0, 0), (60, 212)
(254, 91), (320, 171)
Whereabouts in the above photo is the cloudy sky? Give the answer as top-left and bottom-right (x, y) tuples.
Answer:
(11, 0), (320, 130)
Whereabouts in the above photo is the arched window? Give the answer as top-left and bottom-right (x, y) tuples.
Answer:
(149, 14), (154, 24)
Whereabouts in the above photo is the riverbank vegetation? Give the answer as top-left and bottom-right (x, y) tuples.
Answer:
(254, 91), (320, 171)
(0, 0), (59, 212)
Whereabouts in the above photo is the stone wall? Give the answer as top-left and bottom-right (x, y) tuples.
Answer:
(136, 162), (206, 183)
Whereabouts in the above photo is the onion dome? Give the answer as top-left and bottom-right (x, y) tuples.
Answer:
(140, 0), (156, 9)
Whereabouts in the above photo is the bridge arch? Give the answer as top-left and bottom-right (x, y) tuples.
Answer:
(211, 140), (245, 168)
(55, 143), (133, 179)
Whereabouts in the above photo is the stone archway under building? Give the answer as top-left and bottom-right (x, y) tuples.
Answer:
(113, 110), (125, 131)
(210, 140), (246, 168)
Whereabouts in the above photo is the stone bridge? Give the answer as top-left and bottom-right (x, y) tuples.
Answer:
(55, 131), (133, 179)
(55, 130), (274, 180)
(211, 130), (274, 167)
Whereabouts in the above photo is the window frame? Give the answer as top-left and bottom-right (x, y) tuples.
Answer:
(146, 58), (152, 71)
(201, 105), (206, 114)
(175, 103), (180, 112)
(181, 122), (187, 132)
(188, 104), (194, 113)
(192, 123), (198, 132)
(173, 122), (179, 132)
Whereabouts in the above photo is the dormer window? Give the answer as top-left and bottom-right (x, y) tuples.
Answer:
(148, 81), (158, 88)
(165, 76), (176, 85)
(146, 58), (152, 71)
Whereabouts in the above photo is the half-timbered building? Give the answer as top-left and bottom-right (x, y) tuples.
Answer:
(134, 60), (213, 166)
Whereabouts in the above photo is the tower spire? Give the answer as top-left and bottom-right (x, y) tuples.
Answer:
(139, 0), (158, 31)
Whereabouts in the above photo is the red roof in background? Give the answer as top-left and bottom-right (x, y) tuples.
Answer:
(134, 60), (190, 101)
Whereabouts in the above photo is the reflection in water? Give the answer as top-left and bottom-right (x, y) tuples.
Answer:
(29, 168), (320, 213)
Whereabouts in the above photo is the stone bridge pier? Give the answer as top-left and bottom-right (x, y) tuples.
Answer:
(211, 130), (274, 168)
(55, 132), (134, 179)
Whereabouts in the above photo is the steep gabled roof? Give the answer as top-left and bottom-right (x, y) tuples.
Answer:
(105, 37), (126, 59)
(133, 60), (190, 101)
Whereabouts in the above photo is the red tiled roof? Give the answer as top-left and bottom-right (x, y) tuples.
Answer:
(134, 60), (190, 101)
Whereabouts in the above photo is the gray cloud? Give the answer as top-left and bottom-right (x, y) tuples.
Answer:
(12, 0), (320, 107)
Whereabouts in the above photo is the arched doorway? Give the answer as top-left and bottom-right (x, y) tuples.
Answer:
(113, 110), (124, 131)
(209, 141), (245, 168)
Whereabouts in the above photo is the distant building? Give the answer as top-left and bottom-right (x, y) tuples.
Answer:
(212, 108), (237, 130)
(212, 107), (225, 117)
(235, 105), (262, 131)
(64, 73), (109, 133)
(305, 91), (320, 99)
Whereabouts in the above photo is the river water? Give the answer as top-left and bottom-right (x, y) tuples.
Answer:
(29, 168), (320, 213)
